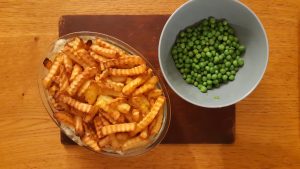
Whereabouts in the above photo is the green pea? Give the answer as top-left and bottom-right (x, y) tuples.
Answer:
(202, 76), (207, 82)
(211, 74), (217, 80)
(239, 45), (246, 52)
(193, 81), (199, 87)
(207, 74), (212, 80)
(199, 85), (207, 93)
(238, 58), (244, 66)
(207, 80), (213, 85)
(222, 74), (228, 81)
(225, 61), (231, 67)
(206, 52), (212, 57)
(226, 55), (232, 60)
(213, 79), (219, 84)
(229, 75), (235, 81)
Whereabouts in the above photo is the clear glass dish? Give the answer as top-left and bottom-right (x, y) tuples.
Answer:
(38, 31), (171, 157)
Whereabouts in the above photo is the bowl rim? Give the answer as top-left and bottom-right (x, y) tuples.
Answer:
(38, 31), (171, 157)
(158, 0), (269, 108)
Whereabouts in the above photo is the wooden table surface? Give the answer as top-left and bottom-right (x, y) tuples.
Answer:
(0, 0), (299, 168)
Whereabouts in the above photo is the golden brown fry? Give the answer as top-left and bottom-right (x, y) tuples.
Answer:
(108, 97), (126, 108)
(130, 96), (165, 136)
(101, 123), (136, 136)
(66, 37), (85, 50)
(130, 95), (150, 116)
(105, 79), (124, 92)
(109, 76), (127, 83)
(90, 51), (109, 62)
(125, 77), (133, 84)
(95, 38), (126, 56)
(49, 84), (59, 96)
(101, 111), (117, 124)
(132, 109), (140, 122)
(103, 55), (144, 68)
(117, 103), (131, 114)
(115, 133), (129, 142)
(82, 134), (100, 152)
(58, 66), (69, 92)
(116, 114), (125, 123)
(139, 127), (148, 139)
(63, 53), (73, 74)
(77, 80), (91, 97)
(124, 114), (134, 123)
(43, 54), (63, 88)
(43, 58), (53, 70)
(67, 67), (97, 96)
(69, 107), (85, 117)
(65, 50), (89, 68)
(96, 95), (120, 121)
(58, 94), (98, 114)
(150, 107), (164, 136)
(110, 134), (121, 150)
(70, 64), (82, 81)
(91, 45), (117, 58)
(132, 76), (158, 96)
(84, 81), (99, 105)
(147, 88), (163, 100)
(100, 115), (111, 126)
(74, 116), (84, 137)
(98, 136), (110, 147)
(83, 109), (98, 123)
(94, 115), (104, 138)
(122, 74), (150, 95)
(108, 64), (146, 76)
(53, 111), (74, 128)
(122, 136), (149, 151)
(75, 49), (98, 67)
(96, 70), (109, 81)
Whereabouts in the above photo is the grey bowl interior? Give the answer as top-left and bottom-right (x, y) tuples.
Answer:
(159, 0), (268, 108)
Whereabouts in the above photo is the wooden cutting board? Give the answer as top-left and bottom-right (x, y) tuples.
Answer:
(59, 15), (235, 144)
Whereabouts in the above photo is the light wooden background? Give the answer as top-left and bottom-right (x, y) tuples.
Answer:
(0, 0), (299, 168)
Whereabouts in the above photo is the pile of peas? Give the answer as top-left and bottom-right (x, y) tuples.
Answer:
(171, 17), (246, 93)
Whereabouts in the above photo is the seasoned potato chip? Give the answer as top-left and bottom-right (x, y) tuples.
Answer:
(108, 64), (147, 76)
(101, 123), (136, 136)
